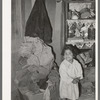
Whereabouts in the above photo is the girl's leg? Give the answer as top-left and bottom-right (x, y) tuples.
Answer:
(60, 98), (72, 100)
(61, 98), (70, 100)
(61, 98), (67, 100)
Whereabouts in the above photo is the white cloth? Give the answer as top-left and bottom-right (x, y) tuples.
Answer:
(43, 81), (52, 100)
(27, 55), (40, 66)
(59, 59), (83, 100)
(43, 87), (50, 100)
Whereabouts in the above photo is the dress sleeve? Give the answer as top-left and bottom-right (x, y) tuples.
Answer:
(59, 63), (73, 84)
(76, 62), (83, 79)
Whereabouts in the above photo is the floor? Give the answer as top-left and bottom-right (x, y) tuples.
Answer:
(78, 94), (95, 100)
(58, 93), (95, 100)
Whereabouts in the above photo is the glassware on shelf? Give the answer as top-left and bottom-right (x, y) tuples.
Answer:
(88, 24), (95, 40)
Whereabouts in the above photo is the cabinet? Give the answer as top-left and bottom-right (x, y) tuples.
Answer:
(63, 0), (96, 66)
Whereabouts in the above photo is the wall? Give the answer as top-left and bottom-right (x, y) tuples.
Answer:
(25, 0), (63, 65)
(11, 0), (63, 92)
(46, 0), (63, 65)
(11, 0), (24, 91)
(12, 0), (23, 53)
(25, 0), (32, 23)
(12, 0), (63, 68)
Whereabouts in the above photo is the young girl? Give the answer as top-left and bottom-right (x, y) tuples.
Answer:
(59, 45), (83, 100)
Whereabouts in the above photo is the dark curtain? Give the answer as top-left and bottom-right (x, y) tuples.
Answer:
(25, 0), (52, 43)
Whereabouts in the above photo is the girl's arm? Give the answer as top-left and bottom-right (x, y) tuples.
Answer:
(59, 64), (73, 84)
(76, 62), (83, 80)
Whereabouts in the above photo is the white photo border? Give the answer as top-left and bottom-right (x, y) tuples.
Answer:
(2, 0), (98, 100)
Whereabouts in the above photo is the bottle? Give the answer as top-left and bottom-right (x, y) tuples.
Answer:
(88, 24), (95, 40)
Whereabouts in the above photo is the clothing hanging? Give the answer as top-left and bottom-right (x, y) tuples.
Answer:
(25, 0), (52, 44)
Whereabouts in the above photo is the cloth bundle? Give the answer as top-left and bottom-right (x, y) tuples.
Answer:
(15, 67), (41, 94)
(48, 69), (60, 84)
(15, 37), (54, 94)
(19, 37), (54, 73)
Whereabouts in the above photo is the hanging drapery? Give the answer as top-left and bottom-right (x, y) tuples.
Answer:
(25, 0), (52, 44)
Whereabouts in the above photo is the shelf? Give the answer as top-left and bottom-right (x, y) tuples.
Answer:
(64, 0), (95, 50)
(66, 37), (95, 43)
(66, 39), (95, 49)
(66, 19), (95, 22)
(67, 19), (95, 22)
(65, 0), (95, 3)
(66, 39), (95, 44)
(66, 19), (95, 20)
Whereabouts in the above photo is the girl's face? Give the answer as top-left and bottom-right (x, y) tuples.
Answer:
(64, 49), (73, 62)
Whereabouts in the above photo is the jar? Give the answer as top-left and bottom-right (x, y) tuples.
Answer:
(88, 24), (95, 40)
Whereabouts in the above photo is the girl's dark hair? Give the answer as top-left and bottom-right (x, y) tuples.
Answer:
(61, 44), (81, 57)
(61, 45), (73, 55)
(61, 44), (76, 57)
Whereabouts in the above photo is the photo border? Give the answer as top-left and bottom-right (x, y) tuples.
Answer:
(2, 0), (99, 100)
(98, 0), (100, 99)
(0, 0), (2, 99)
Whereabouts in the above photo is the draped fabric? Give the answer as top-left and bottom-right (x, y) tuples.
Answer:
(25, 0), (52, 43)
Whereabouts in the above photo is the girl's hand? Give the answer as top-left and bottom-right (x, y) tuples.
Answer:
(72, 78), (80, 84)
(72, 79), (77, 84)
(75, 78), (80, 82)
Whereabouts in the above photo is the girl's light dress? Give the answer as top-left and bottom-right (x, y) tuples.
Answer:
(59, 59), (83, 100)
